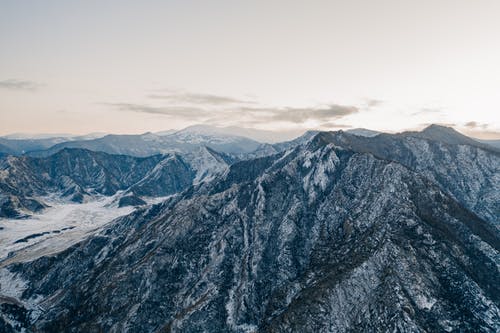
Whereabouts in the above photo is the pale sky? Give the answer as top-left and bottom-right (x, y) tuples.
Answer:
(1, 0), (499, 138)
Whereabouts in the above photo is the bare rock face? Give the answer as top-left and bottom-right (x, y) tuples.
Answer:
(1, 131), (498, 332)
(117, 195), (146, 208)
(0, 148), (197, 217)
(0, 195), (47, 218)
(314, 128), (500, 228)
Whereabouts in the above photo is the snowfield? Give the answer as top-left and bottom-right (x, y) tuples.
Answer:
(0, 194), (135, 266)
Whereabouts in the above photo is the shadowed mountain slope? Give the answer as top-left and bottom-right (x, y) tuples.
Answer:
(1, 133), (498, 332)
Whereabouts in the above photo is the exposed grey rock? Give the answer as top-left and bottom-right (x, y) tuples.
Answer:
(1, 133), (498, 332)
(0, 195), (47, 219)
(0, 148), (196, 217)
(313, 129), (500, 227)
(118, 195), (146, 208)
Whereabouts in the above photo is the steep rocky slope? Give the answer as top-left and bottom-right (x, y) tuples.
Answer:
(316, 126), (499, 227)
(1, 133), (498, 332)
(0, 149), (194, 218)
(0, 146), (234, 218)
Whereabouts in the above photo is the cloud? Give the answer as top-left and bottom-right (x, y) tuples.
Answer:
(411, 108), (442, 116)
(106, 92), (360, 128)
(365, 99), (383, 108)
(271, 104), (359, 123)
(0, 79), (42, 91)
(147, 92), (255, 105)
(318, 121), (353, 129)
(104, 103), (209, 119)
(239, 104), (359, 124)
(461, 121), (500, 139)
(464, 121), (488, 129)
(419, 122), (457, 129)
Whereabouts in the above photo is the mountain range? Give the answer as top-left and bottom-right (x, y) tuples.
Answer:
(1, 124), (498, 157)
(0, 145), (235, 218)
(0, 126), (265, 157)
(0, 124), (499, 332)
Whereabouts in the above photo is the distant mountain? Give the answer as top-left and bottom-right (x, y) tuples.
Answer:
(2, 128), (498, 332)
(0, 137), (69, 155)
(404, 124), (498, 152)
(0, 133), (108, 155)
(27, 130), (262, 158)
(163, 126), (262, 154)
(5, 124), (496, 158)
(2, 132), (108, 140)
(1, 126), (304, 157)
(346, 128), (381, 137)
(165, 124), (305, 143)
(25, 133), (169, 157)
(1, 133), (75, 140)
(478, 139), (500, 149)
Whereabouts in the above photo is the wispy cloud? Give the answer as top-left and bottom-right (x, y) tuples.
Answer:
(461, 121), (500, 139)
(0, 79), (43, 91)
(109, 102), (359, 124)
(317, 121), (353, 129)
(104, 103), (209, 119)
(148, 92), (255, 105)
(106, 91), (361, 128)
(464, 121), (488, 129)
(365, 99), (383, 108)
(419, 122), (457, 129)
(238, 104), (359, 124)
(411, 107), (442, 116)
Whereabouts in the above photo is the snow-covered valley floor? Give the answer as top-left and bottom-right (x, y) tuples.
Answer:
(0, 194), (136, 267)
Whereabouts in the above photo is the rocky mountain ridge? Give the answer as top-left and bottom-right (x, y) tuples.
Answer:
(0, 126), (498, 332)
(0, 146), (231, 218)
(315, 127), (499, 228)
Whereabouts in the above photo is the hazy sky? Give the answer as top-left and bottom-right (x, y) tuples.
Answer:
(1, 0), (499, 138)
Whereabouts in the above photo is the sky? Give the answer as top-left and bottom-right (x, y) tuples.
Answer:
(0, 0), (499, 139)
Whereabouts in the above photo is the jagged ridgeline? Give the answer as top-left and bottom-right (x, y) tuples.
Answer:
(0, 125), (499, 332)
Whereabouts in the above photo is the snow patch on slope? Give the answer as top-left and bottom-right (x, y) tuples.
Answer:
(185, 147), (229, 184)
(0, 269), (27, 300)
(302, 145), (340, 200)
(0, 194), (135, 265)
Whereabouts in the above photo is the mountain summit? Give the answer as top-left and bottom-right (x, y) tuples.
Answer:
(407, 124), (497, 151)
